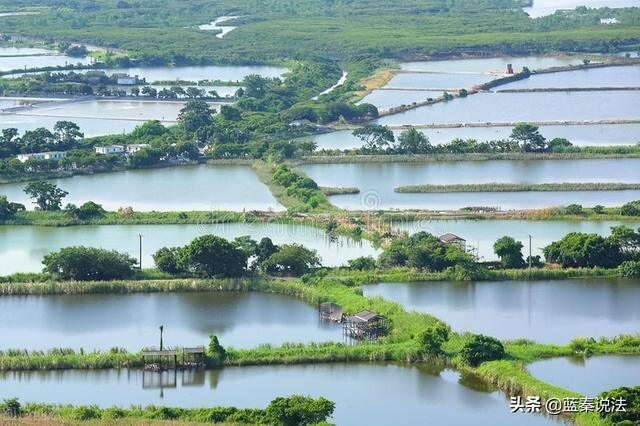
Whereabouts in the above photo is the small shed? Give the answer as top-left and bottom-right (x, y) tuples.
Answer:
(142, 349), (178, 371)
(343, 310), (389, 340)
(182, 347), (205, 367)
(319, 302), (344, 323)
(439, 233), (467, 251)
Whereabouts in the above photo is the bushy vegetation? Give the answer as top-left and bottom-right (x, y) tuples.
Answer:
(42, 246), (137, 280)
(597, 386), (640, 426)
(0, 395), (335, 425)
(153, 235), (321, 278)
(460, 335), (506, 367)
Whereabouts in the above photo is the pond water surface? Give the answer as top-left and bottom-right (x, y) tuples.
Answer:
(0, 292), (341, 351)
(375, 91), (640, 126)
(527, 356), (640, 395)
(389, 219), (640, 262)
(0, 223), (380, 275)
(500, 65), (640, 90)
(400, 56), (584, 73)
(0, 364), (556, 425)
(523, 0), (640, 18)
(0, 54), (92, 72)
(363, 278), (640, 344)
(387, 72), (494, 90)
(0, 114), (156, 137)
(359, 89), (443, 110)
(20, 99), (189, 122)
(0, 165), (284, 212)
(311, 123), (640, 150)
(301, 159), (640, 210)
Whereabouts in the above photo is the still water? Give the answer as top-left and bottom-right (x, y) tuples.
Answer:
(400, 56), (584, 73)
(527, 356), (640, 395)
(310, 123), (640, 150)
(0, 54), (91, 72)
(523, 0), (640, 18)
(0, 292), (341, 351)
(0, 364), (555, 425)
(20, 99), (189, 122)
(389, 219), (640, 262)
(375, 91), (640, 126)
(363, 278), (640, 344)
(0, 114), (158, 137)
(359, 89), (443, 110)
(500, 65), (640, 90)
(0, 223), (380, 274)
(0, 165), (284, 212)
(301, 159), (640, 210)
(386, 72), (494, 90)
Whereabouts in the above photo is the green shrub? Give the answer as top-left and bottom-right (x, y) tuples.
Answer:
(265, 395), (335, 426)
(568, 337), (596, 355)
(461, 335), (505, 366)
(417, 323), (450, 357)
(42, 246), (137, 281)
(347, 256), (377, 271)
(619, 261), (640, 277)
(620, 201), (640, 217)
(0, 398), (22, 417)
(597, 386), (640, 425)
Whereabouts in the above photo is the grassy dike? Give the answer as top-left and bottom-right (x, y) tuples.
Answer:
(0, 276), (639, 426)
(395, 183), (640, 193)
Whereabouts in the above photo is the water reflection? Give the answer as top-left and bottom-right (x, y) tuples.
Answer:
(0, 364), (556, 425)
(363, 278), (640, 344)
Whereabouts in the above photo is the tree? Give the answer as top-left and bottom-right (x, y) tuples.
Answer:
(418, 323), (450, 357)
(43, 246), (136, 280)
(0, 195), (24, 220)
(547, 138), (573, 152)
(178, 100), (215, 132)
(620, 200), (640, 217)
(619, 261), (640, 277)
(493, 236), (526, 268)
(256, 237), (279, 262)
(66, 201), (105, 220)
(23, 180), (68, 211)
(352, 124), (395, 152)
(397, 127), (432, 154)
(597, 386), (640, 425)
(261, 244), (321, 276)
(460, 334), (505, 366)
(207, 335), (227, 366)
(265, 395), (335, 426)
(130, 120), (167, 138)
(511, 124), (547, 152)
(178, 235), (247, 277)
(348, 256), (377, 271)
(153, 247), (182, 275)
(543, 232), (623, 268)
(53, 121), (83, 149)
(220, 105), (242, 121)
(243, 74), (268, 98)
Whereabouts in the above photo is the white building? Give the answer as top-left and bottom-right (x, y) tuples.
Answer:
(126, 144), (151, 154)
(16, 151), (67, 163)
(95, 145), (125, 155)
(114, 73), (139, 85)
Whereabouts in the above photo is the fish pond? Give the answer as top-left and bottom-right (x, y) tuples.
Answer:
(363, 278), (640, 344)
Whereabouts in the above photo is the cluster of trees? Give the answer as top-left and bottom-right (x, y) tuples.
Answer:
(0, 123), (84, 159)
(492, 226), (640, 271)
(350, 124), (574, 155)
(0, 195), (25, 220)
(378, 232), (476, 271)
(544, 226), (640, 269)
(153, 235), (321, 278)
(42, 246), (137, 281)
(272, 165), (326, 209)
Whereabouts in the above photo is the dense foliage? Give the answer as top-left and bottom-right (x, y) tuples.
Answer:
(42, 246), (137, 280)
(0, 395), (335, 425)
(460, 334), (506, 366)
(153, 235), (321, 278)
(597, 386), (640, 425)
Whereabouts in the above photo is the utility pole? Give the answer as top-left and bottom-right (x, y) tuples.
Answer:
(159, 325), (164, 351)
(528, 234), (532, 269)
(139, 234), (143, 270)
